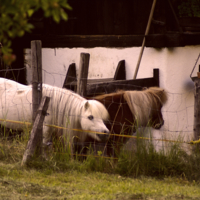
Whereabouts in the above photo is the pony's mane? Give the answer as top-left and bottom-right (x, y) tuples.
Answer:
(94, 90), (125, 101)
(42, 84), (87, 130)
(142, 87), (168, 105)
(42, 84), (85, 102)
(123, 87), (167, 125)
(42, 84), (109, 127)
(94, 87), (167, 105)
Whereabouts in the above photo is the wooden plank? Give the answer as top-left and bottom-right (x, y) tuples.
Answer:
(63, 63), (77, 91)
(23, 33), (200, 48)
(23, 34), (144, 48)
(64, 78), (114, 87)
(86, 77), (158, 96)
(21, 96), (50, 165)
(164, 33), (182, 47)
(31, 40), (42, 122)
(114, 60), (126, 80)
(153, 68), (159, 87)
(145, 34), (165, 48)
(86, 68), (159, 96)
(87, 78), (113, 84)
(63, 65), (159, 97)
(77, 53), (90, 96)
(63, 60), (126, 91)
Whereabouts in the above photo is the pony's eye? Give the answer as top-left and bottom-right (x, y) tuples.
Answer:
(88, 115), (94, 120)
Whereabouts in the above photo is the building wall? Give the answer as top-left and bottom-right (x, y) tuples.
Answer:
(26, 46), (200, 152)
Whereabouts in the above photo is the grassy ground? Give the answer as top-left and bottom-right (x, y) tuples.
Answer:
(1, 162), (200, 200)
(0, 129), (200, 199)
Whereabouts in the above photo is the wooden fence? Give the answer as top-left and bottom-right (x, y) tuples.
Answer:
(63, 53), (160, 97)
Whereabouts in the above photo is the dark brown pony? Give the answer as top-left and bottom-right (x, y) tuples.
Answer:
(90, 87), (168, 157)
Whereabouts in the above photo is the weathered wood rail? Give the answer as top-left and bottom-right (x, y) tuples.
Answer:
(86, 68), (159, 96)
(63, 53), (159, 97)
(63, 59), (126, 95)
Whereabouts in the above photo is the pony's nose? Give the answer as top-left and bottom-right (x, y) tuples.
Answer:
(154, 120), (164, 129)
(98, 130), (109, 141)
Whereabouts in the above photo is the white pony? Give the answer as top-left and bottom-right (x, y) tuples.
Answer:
(0, 78), (110, 154)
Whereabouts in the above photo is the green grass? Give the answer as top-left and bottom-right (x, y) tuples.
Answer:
(1, 127), (200, 199)
(1, 163), (200, 200)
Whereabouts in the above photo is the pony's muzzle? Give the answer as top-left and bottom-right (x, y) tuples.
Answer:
(97, 130), (110, 141)
(154, 120), (164, 129)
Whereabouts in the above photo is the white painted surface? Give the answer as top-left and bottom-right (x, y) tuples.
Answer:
(25, 46), (200, 152)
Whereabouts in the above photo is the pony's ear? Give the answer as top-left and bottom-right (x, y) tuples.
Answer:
(84, 101), (90, 110)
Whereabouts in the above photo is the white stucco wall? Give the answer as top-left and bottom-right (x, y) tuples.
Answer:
(25, 46), (200, 152)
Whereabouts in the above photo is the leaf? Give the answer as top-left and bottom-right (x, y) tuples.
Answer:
(18, 30), (25, 37)
(41, 0), (49, 10)
(27, 9), (34, 17)
(52, 10), (60, 23)
(6, 6), (17, 14)
(7, 40), (11, 47)
(60, 9), (68, 21)
(8, 31), (13, 38)
(61, 3), (72, 10)
(44, 10), (51, 18)
(1, 46), (12, 54)
(24, 23), (34, 32)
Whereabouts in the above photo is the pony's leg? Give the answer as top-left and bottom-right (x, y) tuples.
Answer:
(42, 125), (53, 159)
(42, 125), (52, 145)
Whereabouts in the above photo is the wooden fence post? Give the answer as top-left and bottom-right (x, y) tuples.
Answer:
(32, 40), (42, 122)
(193, 66), (200, 148)
(153, 68), (159, 87)
(62, 63), (77, 91)
(77, 53), (90, 96)
(22, 96), (50, 166)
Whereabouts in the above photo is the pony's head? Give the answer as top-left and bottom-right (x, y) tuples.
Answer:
(80, 100), (110, 142)
(143, 87), (168, 129)
(124, 87), (168, 129)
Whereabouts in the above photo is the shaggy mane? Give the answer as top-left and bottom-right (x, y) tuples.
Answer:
(94, 87), (167, 106)
(42, 84), (109, 128)
(123, 87), (167, 125)
(94, 90), (125, 100)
